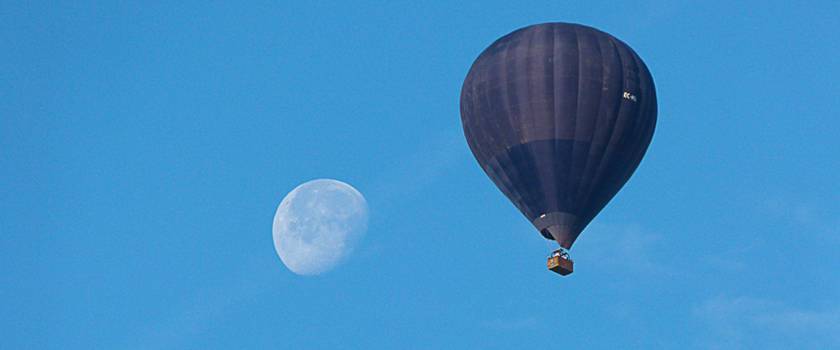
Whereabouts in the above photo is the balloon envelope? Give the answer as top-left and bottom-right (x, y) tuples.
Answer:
(460, 23), (657, 248)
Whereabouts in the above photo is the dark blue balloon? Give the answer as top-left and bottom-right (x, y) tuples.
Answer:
(460, 23), (657, 248)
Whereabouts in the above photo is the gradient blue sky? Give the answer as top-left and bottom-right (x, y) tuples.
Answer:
(3, 1), (839, 349)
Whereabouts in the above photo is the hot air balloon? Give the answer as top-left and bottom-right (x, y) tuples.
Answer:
(460, 23), (657, 275)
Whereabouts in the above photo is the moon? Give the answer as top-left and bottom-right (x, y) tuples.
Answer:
(272, 179), (369, 275)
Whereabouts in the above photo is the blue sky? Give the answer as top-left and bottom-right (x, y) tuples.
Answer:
(2, 1), (839, 349)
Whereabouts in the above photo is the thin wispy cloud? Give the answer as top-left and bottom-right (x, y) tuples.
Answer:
(129, 258), (270, 350)
(367, 130), (469, 209)
(762, 197), (840, 241)
(573, 222), (673, 276)
(693, 295), (840, 349)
